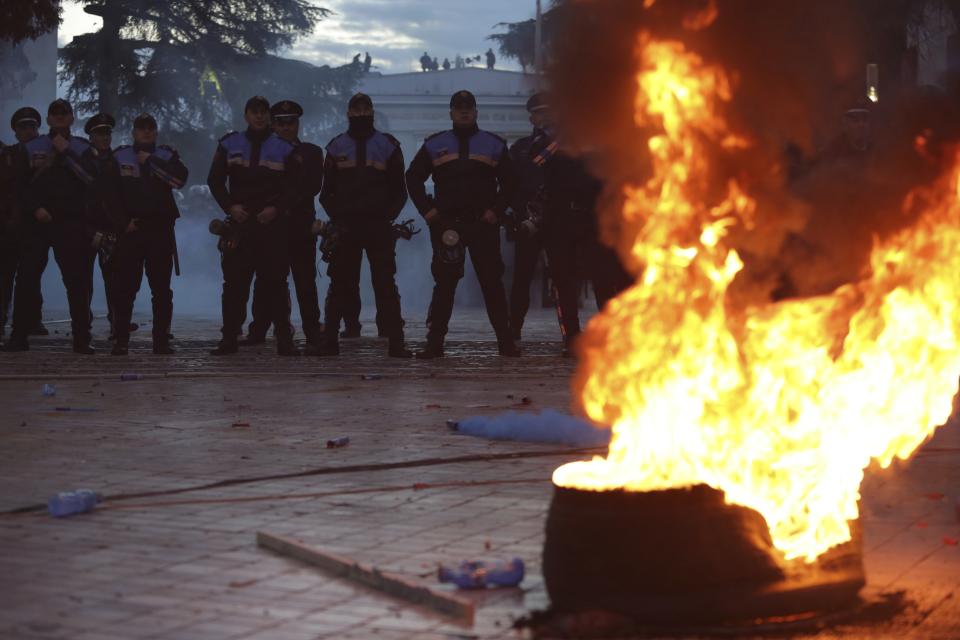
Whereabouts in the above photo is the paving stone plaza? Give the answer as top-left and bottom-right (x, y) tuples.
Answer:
(1, 310), (959, 639)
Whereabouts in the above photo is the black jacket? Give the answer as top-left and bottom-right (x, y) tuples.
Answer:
(21, 132), (95, 223)
(320, 129), (406, 225)
(289, 141), (324, 219)
(113, 143), (188, 228)
(405, 124), (516, 221)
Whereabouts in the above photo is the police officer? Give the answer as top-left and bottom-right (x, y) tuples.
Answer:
(0, 107), (48, 340)
(508, 92), (550, 341)
(83, 112), (125, 340)
(531, 125), (632, 355)
(109, 113), (188, 355)
(244, 100), (324, 354)
(4, 99), (96, 353)
(405, 90), (519, 358)
(319, 93), (411, 358)
(207, 95), (299, 356)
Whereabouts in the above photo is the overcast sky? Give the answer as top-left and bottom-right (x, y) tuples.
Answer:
(59, 0), (536, 73)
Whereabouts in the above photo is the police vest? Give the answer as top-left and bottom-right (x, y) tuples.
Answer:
(326, 131), (397, 171)
(423, 129), (505, 168)
(114, 145), (176, 178)
(219, 132), (293, 172)
(24, 134), (92, 182)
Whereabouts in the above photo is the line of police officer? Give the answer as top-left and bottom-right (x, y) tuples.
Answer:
(0, 89), (629, 358)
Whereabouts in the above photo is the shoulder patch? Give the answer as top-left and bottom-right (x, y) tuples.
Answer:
(485, 131), (508, 145)
(383, 133), (401, 147)
(218, 131), (239, 143)
(425, 130), (448, 142)
(325, 133), (348, 149)
(114, 144), (132, 152)
(158, 144), (176, 152)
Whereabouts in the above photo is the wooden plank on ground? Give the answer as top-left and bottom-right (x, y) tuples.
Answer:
(256, 530), (475, 625)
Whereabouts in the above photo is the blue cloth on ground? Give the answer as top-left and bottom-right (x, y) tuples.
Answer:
(456, 409), (611, 447)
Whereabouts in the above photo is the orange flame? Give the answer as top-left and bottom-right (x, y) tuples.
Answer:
(554, 34), (960, 562)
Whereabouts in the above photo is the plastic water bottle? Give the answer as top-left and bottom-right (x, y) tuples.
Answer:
(438, 557), (525, 589)
(120, 373), (144, 381)
(47, 489), (99, 517)
(326, 436), (350, 448)
(42, 384), (56, 397)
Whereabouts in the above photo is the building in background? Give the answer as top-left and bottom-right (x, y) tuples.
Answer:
(358, 67), (538, 152)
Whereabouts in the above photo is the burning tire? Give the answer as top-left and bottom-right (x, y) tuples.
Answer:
(543, 484), (865, 625)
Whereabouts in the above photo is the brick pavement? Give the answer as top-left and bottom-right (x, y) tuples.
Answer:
(1, 309), (958, 639)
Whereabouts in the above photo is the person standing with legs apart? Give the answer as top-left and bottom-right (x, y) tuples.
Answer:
(405, 90), (520, 359)
(109, 114), (187, 355)
(318, 93), (412, 358)
(4, 99), (96, 354)
(207, 96), (300, 356)
(244, 101), (325, 354)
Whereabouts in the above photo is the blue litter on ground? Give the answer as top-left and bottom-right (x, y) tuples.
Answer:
(454, 409), (611, 447)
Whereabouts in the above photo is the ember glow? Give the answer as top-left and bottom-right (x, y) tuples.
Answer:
(553, 32), (960, 562)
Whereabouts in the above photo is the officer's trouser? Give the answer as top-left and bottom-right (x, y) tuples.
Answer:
(111, 224), (175, 347)
(324, 264), (362, 332)
(0, 227), (18, 332)
(425, 218), (511, 346)
(324, 223), (403, 344)
(11, 219), (93, 344)
(509, 231), (545, 336)
(249, 215), (322, 344)
(220, 219), (292, 347)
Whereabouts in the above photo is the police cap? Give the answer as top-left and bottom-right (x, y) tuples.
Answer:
(48, 98), (73, 115)
(347, 93), (373, 111)
(10, 106), (41, 130)
(450, 90), (477, 110)
(133, 113), (158, 130)
(244, 95), (271, 113)
(526, 92), (550, 113)
(84, 112), (116, 135)
(270, 100), (303, 121)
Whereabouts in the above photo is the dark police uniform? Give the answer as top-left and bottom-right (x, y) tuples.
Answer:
(1, 107), (47, 341)
(110, 114), (188, 354)
(207, 101), (300, 355)
(319, 96), (410, 357)
(7, 100), (97, 353)
(246, 100), (324, 350)
(507, 128), (547, 340)
(405, 91), (518, 357)
(531, 130), (632, 352)
(82, 112), (124, 340)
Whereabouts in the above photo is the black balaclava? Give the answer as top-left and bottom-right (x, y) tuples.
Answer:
(348, 115), (375, 138)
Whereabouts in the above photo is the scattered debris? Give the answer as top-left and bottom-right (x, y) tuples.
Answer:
(454, 409), (611, 447)
(257, 531), (475, 624)
(120, 373), (144, 381)
(47, 489), (99, 517)
(943, 536), (958, 546)
(228, 579), (258, 589)
(425, 404), (448, 409)
(54, 408), (99, 413)
(446, 420), (459, 431)
(438, 557), (525, 589)
(924, 492), (945, 500)
(360, 374), (383, 381)
(231, 422), (251, 428)
(42, 384), (56, 397)
(326, 437), (350, 449)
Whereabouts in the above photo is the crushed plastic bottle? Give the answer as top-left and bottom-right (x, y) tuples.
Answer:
(42, 384), (56, 397)
(438, 557), (525, 589)
(47, 489), (99, 517)
(326, 436), (350, 448)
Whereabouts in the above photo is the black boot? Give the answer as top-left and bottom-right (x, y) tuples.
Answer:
(2, 335), (28, 352)
(277, 337), (300, 356)
(111, 341), (128, 356)
(416, 341), (444, 360)
(388, 337), (413, 359)
(498, 340), (522, 357)
(210, 339), (238, 356)
(153, 339), (174, 355)
(239, 333), (266, 346)
(317, 338), (340, 356)
(73, 339), (95, 355)
(340, 324), (361, 339)
(30, 323), (49, 336)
